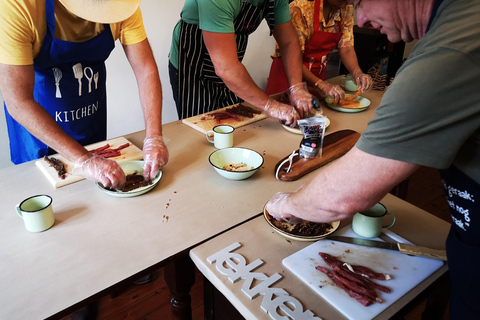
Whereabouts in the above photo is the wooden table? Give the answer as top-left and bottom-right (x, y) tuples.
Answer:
(190, 194), (450, 320)
(0, 79), (383, 319)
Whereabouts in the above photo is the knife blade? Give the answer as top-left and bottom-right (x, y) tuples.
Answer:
(327, 236), (447, 261)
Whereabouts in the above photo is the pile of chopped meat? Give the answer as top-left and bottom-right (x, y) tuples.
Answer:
(268, 212), (333, 237)
(44, 156), (68, 179)
(200, 112), (241, 124)
(316, 252), (392, 306)
(225, 104), (262, 118)
(107, 172), (152, 192)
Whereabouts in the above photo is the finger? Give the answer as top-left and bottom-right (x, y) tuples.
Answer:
(99, 174), (112, 188)
(143, 161), (152, 181)
(148, 162), (160, 181)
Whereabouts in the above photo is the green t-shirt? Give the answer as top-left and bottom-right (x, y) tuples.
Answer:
(169, 0), (290, 68)
(356, 0), (480, 184)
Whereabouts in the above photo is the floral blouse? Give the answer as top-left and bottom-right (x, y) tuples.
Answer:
(273, 0), (354, 57)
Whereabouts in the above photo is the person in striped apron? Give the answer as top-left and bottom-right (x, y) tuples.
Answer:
(0, 0), (168, 188)
(169, 0), (315, 126)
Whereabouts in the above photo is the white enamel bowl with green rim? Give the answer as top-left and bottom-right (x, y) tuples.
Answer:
(209, 147), (264, 180)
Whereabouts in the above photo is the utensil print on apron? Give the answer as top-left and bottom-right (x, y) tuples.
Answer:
(84, 67), (94, 93)
(3, 0), (114, 164)
(52, 67), (62, 98)
(72, 63), (83, 96)
(94, 72), (99, 90)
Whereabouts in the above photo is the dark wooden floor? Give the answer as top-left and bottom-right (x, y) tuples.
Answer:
(61, 166), (451, 320)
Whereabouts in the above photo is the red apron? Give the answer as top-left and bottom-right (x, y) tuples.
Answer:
(265, 0), (342, 95)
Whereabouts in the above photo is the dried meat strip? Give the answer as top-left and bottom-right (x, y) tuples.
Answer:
(343, 263), (392, 281)
(89, 143), (130, 158)
(316, 252), (392, 306)
(330, 268), (382, 303)
(316, 266), (373, 307)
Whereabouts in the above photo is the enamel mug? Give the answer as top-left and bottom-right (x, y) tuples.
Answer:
(16, 195), (55, 233)
(352, 203), (395, 238)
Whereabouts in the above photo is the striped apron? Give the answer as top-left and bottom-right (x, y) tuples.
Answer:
(176, 0), (275, 119)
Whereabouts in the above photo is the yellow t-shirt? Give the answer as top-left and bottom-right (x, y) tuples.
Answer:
(0, 0), (147, 65)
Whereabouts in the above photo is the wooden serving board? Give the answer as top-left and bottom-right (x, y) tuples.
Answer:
(35, 137), (143, 188)
(181, 103), (267, 134)
(275, 129), (360, 181)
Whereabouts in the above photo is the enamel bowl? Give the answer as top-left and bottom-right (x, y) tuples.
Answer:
(209, 147), (264, 180)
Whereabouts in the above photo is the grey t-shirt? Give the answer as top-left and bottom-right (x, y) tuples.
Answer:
(356, 0), (480, 184)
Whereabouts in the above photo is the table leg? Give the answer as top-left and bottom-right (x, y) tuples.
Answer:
(165, 253), (196, 320)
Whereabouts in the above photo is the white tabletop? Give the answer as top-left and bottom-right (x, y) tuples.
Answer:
(190, 194), (450, 320)
(0, 79), (384, 319)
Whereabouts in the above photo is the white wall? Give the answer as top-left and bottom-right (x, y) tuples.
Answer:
(0, 0), (275, 169)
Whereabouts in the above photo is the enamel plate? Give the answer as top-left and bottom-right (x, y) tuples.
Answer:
(326, 95), (371, 113)
(96, 160), (162, 198)
(264, 206), (340, 242)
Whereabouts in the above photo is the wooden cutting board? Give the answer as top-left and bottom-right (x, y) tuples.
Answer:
(275, 129), (360, 181)
(181, 103), (267, 134)
(283, 226), (444, 320)
(35, 137), (143, 188)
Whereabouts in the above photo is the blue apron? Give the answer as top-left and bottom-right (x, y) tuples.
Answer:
(4, 0), (115, 164)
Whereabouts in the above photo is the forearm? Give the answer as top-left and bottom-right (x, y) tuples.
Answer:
(280, 147), (419, 223)
(274, 22), (304, 86)
(137, 66), (163, 137)
(0, 63), (89, 162)
(123, 39), (163, 138)
(339, 46), (362, 75)
(217, 61), (270, 110)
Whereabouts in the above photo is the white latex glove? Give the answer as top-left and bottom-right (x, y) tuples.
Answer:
(73, 153), (126, 188)
(287, 82), (314, 118)
(352, 70), (373, 92)
(143, 135), (169, 181)
(265, 192), (302, 223)
(264, 98), (300, 127)
(314, 80), (345, 105)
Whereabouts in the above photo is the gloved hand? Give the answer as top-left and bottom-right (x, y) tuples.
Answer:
(352, 70), (373, 92)
(287, 82), (314, 118)
(264, 98), (300, 127)
(314, 79), (345, 105)
(143, 135), (169, 181)
(73, 153), (126, 188)
(266, 192), (303, 223)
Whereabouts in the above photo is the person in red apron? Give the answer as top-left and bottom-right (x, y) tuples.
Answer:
(0, 0), (168, 187)
(265, 0), (372, 104)
(169, 0), (315, 125)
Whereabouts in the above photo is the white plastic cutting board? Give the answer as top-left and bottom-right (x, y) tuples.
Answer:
(35, 137), (143, 188)
(283, 226), (444, 320)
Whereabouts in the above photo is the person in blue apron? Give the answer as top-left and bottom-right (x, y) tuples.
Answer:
(265, 0), (480, 319)
(265, 0), (372, 104)
(168, 0), (315, 126)
(0, 0), (168, 187)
